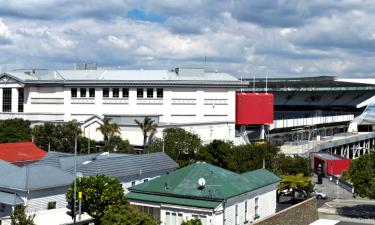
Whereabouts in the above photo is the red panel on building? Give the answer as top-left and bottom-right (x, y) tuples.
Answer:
(311, 153), (350, 176)
(0, 142), (46, 164)
(236, 93), (274, 125)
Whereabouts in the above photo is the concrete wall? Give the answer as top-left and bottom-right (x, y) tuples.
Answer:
(252, 198), (318, 225)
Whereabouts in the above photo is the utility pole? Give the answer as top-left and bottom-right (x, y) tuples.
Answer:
(73, 135), (78, 225)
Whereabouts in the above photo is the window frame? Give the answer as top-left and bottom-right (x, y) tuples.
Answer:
(113, 88), (119, 98)
(122, 88), (129, 98)
(18, 88), (24, 113)
(80, 88), (86, 98)
(2, 88), (12, 112)
(147, 88), (153, 98)
(89, 88), (95, 98)
(157, 88), (163, 98)
(137, 88), (144, 98)
(103, 88), (110, 98)
(71, 88), (77, 98)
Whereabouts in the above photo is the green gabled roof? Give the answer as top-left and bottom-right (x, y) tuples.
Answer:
(128, 162), (280, 204)
(127, 192), (221, 209)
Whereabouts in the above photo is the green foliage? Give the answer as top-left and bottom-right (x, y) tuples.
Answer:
(341, 169), (351, 182)
(181, 218), (203, 225)
(198, 140), (233, 169)
(0, 118), (31, 143)
(11, 205), (35, 225)
(78, 136), (98, 154)
(32, 120), (81, 153)
(134, 116), (157, 147)
(96, 117), (120, 142)
(349, 152), (375, 199)
(278, 173), (313, 197)
(101, 205), (158, 225)
(66, 175), (128, 221)
(101, 135), (135, 153)
(272, 154), (311, 176)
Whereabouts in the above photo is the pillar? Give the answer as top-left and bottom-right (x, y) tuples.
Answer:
(11, 87), (18, 113)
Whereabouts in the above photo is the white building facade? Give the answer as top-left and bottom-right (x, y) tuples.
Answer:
(0, 68), (246, 145)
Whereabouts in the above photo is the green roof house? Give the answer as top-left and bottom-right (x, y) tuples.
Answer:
(127, 162), (281, 225)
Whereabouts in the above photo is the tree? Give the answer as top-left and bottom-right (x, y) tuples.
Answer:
(181, 218), (203, 225)
(272, 154), (311, 176)
(96, 118), (121, 142)
(101, 136), (135, 153)
(78, 136), (98, 154)
(134, 116), (157, 148)
(278, 173), (313, 199)
(349, 152), (375, 199)
(0, 118), (31, 143)
(198, 140), (233, 169)
(66, 175), (128, 222)
(101, 204), (158, 225)
(11, 205), (35, 225)
(146, 128), (202, 166)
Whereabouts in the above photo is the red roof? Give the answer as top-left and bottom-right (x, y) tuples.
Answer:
(0, 142), (47, 163)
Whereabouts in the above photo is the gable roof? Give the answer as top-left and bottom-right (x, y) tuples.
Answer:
(0, 142), (46, 163)
(0, 160), (74, 191)
(128, 162), (280, 204)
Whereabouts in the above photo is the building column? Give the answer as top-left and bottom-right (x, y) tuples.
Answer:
(11, 87), (18, 113)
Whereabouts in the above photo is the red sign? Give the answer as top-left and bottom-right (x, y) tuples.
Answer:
(236, 93), (274, 125)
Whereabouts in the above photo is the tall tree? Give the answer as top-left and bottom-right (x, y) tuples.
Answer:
(101, 136), (135, 153)
(198, 140), (234, 169)
(0, 118), (31, 143)
(11, 205), (35, 225)
(66, 175), (128, 223)
(349, 152), (375, 199)
(96, 118), (120, 142)
(134, 116), (157, 148)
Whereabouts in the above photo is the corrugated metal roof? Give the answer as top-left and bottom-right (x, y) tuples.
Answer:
(0, 142), (47, 163)
(0, 191), (24, 205)
(129, 162), (280, 202)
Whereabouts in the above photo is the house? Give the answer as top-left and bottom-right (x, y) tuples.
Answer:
(0, 142), (46, 166)
(127, 162), (281, 225)
(0, 68), (247, 145)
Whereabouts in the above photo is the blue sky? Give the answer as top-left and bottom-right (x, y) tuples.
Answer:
(0, 0), (375, 78)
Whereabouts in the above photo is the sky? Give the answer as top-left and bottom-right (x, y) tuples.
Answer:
(0, 0), (375, 78)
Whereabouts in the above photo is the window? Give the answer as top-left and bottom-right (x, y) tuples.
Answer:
(113, 88), (119, 98)
(157, 88), (163, 98)
(245, 201), (248, 222)
(47, 201), (56, 210)
(103, 88), (109, 98)
(147, 88), (153, 98)
(235, 204), (238, 225)
(137, 88), (143, 98)
(2, 88), (11, 112)
(80, 88), (86, 97)
(143, 179), (149, 183)
(131, 181), (136, 186)
(71, 88), (77, 98)
(122, 88), (129, 98)
(254, 197), (259, 219)
(18, 88), (24, 112)
(89, 88), (95, 98)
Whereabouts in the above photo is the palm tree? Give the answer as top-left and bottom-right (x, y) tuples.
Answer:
(96, 117), (121, 142)
(134, 116), (158, 149)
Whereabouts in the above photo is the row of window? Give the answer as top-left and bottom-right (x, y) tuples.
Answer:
(235, 197), (259, 224)
(71, 88), (164, 99)
(165, 212), (207, 225)
(2, 88), (24, 113)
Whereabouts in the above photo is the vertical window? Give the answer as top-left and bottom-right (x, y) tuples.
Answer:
(122, 88), (129, 98)
(137, 88), (143, 98)
(143, 179), (149, 183)
(103, 88), (109, 98)
(147, 88), (153, 98)
(177, 214), (183, 225)
(89, 88), (95, 98)
(80, 88), (86, 97)
(171, 213), (176, 225)
(157, 88), (163, 98)
(71, 88), (77, 98)
(113, 88), (119, 98)
(18, 88), (24, 112)
(131, 181), (136, 186)
(2, 88), (12, 112)
(47, 202), (56, 210)
(245, 201), (248, 222)
(254, 197), (259, 219)
(166, 212), (171, 225)
(235, 204), (238, 225)
(200, 215), (207, 225)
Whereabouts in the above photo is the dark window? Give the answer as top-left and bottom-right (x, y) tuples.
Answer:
(18, 88), (24, 112)
(80, 88), (86, 97)
(147, 88), (153, 98)
(89, 88), (95, 98)
(2, 88), (11, 112)
(103, 88), (109, 98)
(143, 179), (149, 183)
(131, 181), (136, 186)
(113, 88), (119, 98)
(137, 88), (143, 98)
(71, 88), (77, 98)
(157, 88), (163, 98)
(47, 202), (56, 210)
(122, 88), (129, 98)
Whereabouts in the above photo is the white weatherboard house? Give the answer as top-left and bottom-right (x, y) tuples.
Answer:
(0, 68), (246, 146)
(127, 162), (281, 225)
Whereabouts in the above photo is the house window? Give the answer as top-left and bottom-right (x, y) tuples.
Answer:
(2, 88), (11, 112)
(103, 88), (109, 98)
(89, 88), (95, 98)
(113, 88), (119, 98)
(18, 88), (24, 112)
(254, 197), (259, 220)
(245, 201), (248, 222)
(143, 179), (149, 183)
(235, 204), (238, 225)
(137, 88), (143, 98)
(157, 88), (163, 98)
(131, 181), (136, 186)
(122, 88), (129, 98)
(71, 88), (77, 98)
(147, 88), (153, 98)
(80, 88), (86, 97)
(47, 201), (56, 210)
